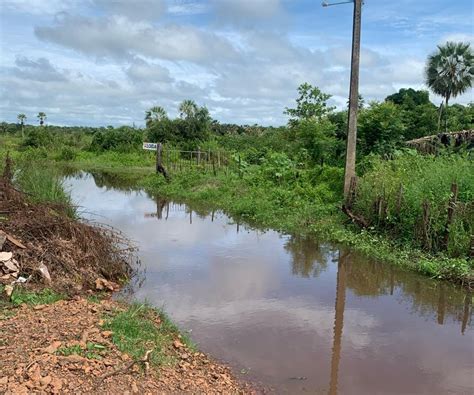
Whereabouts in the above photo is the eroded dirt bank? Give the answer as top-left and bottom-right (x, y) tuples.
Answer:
(0, 298), (252, 394)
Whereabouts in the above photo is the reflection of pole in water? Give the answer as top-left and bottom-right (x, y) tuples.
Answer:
(211, 210), (215, 222)
(437, 284), (445, 325)
(329, 251), (348, 395)
(166, 202), (169, 220)
(461, 293), (471, 335)
(190, 209), (192, 224)
(237, 220), (240, 234)
(390, 268), (394, 295)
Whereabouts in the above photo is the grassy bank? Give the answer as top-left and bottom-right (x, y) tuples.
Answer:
(1, 133), (472, 286)
(58, 152), (473, 286)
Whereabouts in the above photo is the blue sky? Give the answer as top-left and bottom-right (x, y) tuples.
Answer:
(0, 0), (473, 126)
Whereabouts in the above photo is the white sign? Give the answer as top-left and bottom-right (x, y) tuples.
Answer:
(143, 142), (158, 150)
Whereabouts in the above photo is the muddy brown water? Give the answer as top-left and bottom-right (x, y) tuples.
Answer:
(66, 172), (473, 394)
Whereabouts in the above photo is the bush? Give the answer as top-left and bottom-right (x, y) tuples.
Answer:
(57, 146), (77, 161)
(353, 152), (474, 257)
(90, 127), (143, 152)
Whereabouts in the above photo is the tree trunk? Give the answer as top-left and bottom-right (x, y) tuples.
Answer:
(437, 101), (444, 132)
(445, 96), (449, 133)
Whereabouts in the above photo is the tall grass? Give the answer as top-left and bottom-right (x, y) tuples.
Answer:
(15, 162), (76, 218)
(354, 152), (473, 257)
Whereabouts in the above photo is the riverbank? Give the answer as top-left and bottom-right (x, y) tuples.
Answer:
(0, 171), (253, 394)
(0, 138), (472, 286)
(64, 160), (473, 289)
(0, 297), (251, 394)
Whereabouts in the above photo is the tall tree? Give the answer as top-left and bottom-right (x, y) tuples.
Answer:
(17, 113), (27, 138)
(285, 83), (334, 126)
(179, 100), (198, 119)
(37, 112), (47, 126)
(145, 106), (167, 127)
(425, 42), (474, 131)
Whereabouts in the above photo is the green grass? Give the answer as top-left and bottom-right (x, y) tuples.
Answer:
(1, 140), (472, 286)
(56, 342), (108, 360)
(14, 162), (77, 218)
(104, 303), (195, 367)
(10, 288), (65, 306)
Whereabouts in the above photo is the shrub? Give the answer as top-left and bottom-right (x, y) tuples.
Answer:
(353, 152), (473, 257)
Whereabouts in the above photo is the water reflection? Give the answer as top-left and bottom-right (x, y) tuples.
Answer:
(329, 251), (348, 395)
(65, 171), (473, 395)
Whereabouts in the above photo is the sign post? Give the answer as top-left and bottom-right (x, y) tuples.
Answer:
(143, 142), (168, 179)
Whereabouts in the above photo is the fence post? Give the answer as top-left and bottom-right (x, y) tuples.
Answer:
(155, 142), (168, 180)
(155, 143), (162, 174)
(197, 147), (201, 167)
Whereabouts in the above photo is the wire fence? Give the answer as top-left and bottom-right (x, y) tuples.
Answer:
(162, 147), (234, 174)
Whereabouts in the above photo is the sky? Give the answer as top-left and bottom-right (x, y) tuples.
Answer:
(0, 0), (473, 127)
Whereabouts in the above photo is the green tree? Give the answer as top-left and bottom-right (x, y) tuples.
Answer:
(385, 88), (431, 107)
(358, 101), (406, 156)
(145, 106), (167, 128)
(37, 112), (47, 126)
(17, 113), (27, 138)
(285, 83), (334, 125)
(425, 42), (474, 131)
(179, 99), (198, 119)
(293, 118), (338, 165)
(385, 88), (438, 139)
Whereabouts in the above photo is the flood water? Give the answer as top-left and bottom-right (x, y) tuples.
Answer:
(66, 171), (473, 394)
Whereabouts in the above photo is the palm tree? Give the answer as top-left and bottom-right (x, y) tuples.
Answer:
(145, 106), (167, 127)
(179, 99), (198, 119)
(37, 112), (47, 126)
(425, 42), (474, 131)
(17, 113), (26, 138)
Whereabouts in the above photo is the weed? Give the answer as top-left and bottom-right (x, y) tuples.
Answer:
(10, 288), (64, 306)
(56, 342), (108, 359)
(104, 303), (195, 367)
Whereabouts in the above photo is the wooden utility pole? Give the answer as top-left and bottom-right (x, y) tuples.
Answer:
(343, 0), (362, 199)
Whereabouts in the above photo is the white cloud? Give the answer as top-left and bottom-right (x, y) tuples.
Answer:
(93, 0), (167, 21)
(35, 14), (239, 64)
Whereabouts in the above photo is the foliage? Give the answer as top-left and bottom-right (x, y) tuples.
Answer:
(358, 101), (406, 156)
(37, 112), (47, 126)
(145, 106), (167, 127)
(425, 41), (474, 130)
(146, 100), (211, 145)
(285, 83), (334, 125)
(15, 162), (76, 217)
(10, 288), (64, 306)
(90, 126), (143, 152)
(104, 303), (194, 366)
(22, 127), (54, 148)
(386, 88), (431, 106)
(353, 152), (474, 257)
(291, 118), (340, 165)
